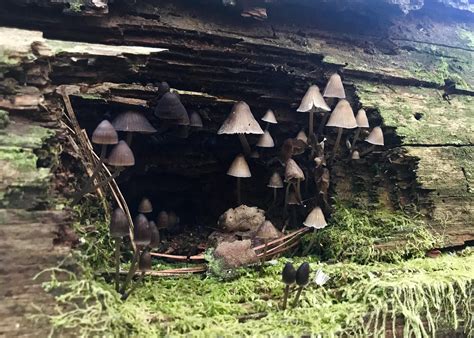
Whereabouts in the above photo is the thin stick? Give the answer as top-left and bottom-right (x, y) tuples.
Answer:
(114, 239), (121, 292)
(282, 285), (290, 310)
(72, 168), (122, 204)
(238, 134), (251, 156)
(120, 250), (140, 294)
(121, 271), (145, 300)
(292, 286), (304, 307)
(317, 111), (329, 137)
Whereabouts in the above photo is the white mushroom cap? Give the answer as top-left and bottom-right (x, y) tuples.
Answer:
(352, 150), (360, 160)
(355, 109), (369, 128)
(227, 154), (251, 178)
(326, 99), (357, 129)
(267, 172), (284, 189)
(285, 159), (305, 182)
(296, 130), (308, 144)
(218, 101), (264, 135)
(261, 109), (278, 124)
(365, 126), (384, 146)
(297, 85), (331, 112)
(323, 73), (346, 99)
(256, 130), (275, 148)
(303, 207), (327, 229)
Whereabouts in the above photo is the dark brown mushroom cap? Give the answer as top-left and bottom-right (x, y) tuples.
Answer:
(112, 111), (157, 133)
(148, 221), (160, 249)
(156, 211), (169, 229)
(282, 262), (297, 285)
(154, 91), (190, 125)
(92, 120), (118, 145)
(295, 262), (310, 286)
(323, 73), (346, 99)
(157, 82), (170, 98)
(133, 214), (151, 247)
(107, 141), (135, 167)
(138, 197), (153, 214)
(109, 208), (129, 238)
(139, 251), (152, 271)
(287, 191), (300, 205)
(218, 101), (264, 135)
(189, 111), (203, 128)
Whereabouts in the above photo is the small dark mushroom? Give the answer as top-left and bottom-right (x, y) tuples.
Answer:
(112, 111), (157, 145)
(154, 90), (190, 126)
(281, 262), (296, 310)
(292, 262), (310, 307)
(148, 221), (160, 249)
(189, 111), (203, 128)
(138, 197), (153, 214)
(109, 208), (129, 292)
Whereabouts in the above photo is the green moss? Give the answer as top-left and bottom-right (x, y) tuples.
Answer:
(0, 110), (9, 129)
(457, 28), (474, 48)
(36, 251), (473, 337)
(304, 202), (441, 264)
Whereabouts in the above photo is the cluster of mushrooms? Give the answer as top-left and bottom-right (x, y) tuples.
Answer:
(220, 73), (384, 249)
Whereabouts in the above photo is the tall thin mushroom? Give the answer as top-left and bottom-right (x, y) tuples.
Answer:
(325, 99), (357, 159)
(297, 85), (330, 140)
(267, 172), (283, 203)
(218, 101), (264, 156)
(112, 111), (157, 145)
(227, 154), (251, 205)
(284, 159), (305, 212)
(109, 208), (129, 292)
(349, 108), (370, 158)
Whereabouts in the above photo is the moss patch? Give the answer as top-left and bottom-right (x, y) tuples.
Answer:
(0, 109), (9, 129)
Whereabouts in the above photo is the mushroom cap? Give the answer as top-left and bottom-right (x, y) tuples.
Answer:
(355, 109), (369, 128)
(282, 262), (297, 285)
(255, 220), (281, 240)
(139, 251), (152, 271)
(227, 154), (251, 178)
(287, 191), (300, 205)
(157, 81), (170, 98)
(156, 211), (169, 229)
(303, 207), (327, 229)
(323, 73), (346, 99)
(92, 120), (118, 145)
(261, 109), (278, 124)
(250, 150), (260, 159)
(365, 126), (384, 146)
(189, 111), (203, 128)
(107, 140), (135, 167)
(297, 85), (331, 112)
(326, 99), (357, 129)
(217, 101), (264, 135)
(112, 111), (157, 133)
(154, 91), (190, 125)
(296, 130), (308, 144)
(295, 262), (310, 286)
(148, 221), (160, 249)
(267, 172), (283, 189)
(352, 150), (360, 160)
(133, 214), (151, 247)
(256, 130), (275, 148)
(138, 197), (153, 214)
(285, 159), (305, 182)
(168, 211), (179, 228)
(109, 208), (129, 238)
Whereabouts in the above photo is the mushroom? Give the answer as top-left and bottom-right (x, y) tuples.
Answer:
(112, 111), (157, 145)
(349, 109), (370, 157)
(227, 154), (251, 205)
(361, 126), (384, 156)
(292, 262), (310, 307)
(154, 90), (190, 126)
(296, 130), (308, 145)
(109, 208), (129, 292)
(302, 207), (328, 255)
(267, 172), (283, 203)
(254, 220), (281, 266)
(325, 99), (357, 158)
(323, 73), (346, 99)
(148, 221), (160, 249)
(138, 197), (153, 214)
(352, 150), (360, 160)
(286, 190), (300, 229)
(157, 81), (170, 99)
(189, 111), (203, 128)
(156, 211), (169, 229)
(122, 251), (152, 300)
(72, 140), (135, 203)
(281, 262), (296, 310)
(284, 159), (305, 210)
(218, 101), (264, 156)
(256, 130), (275, 148)
(261, 109), (278, 130)
(297, 85), (330, 139)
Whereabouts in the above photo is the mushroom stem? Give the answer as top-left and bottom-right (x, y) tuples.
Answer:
(292, 286), (304, 308)
(121, 271), (145, 301)
(296, 179), (303, 203)
(331, 127), (343, 159)
(236, 177), (242, 205)
(302, 228), (317, 256)
(72, 168), (123, 203)
(114, 239), (121, 292)
(308, 108), (315, 138)
(349, 128), (361, 159)
(317, 111), (330, 137)
(282, 284), (291, 310)
(238, 134), (251, 156)
(125, 132), (134, 146)
(120, 249), (141, 295)
(360, 144), (376, 157)
(273, 188), (278, 204)
(284, 182), (292, 214)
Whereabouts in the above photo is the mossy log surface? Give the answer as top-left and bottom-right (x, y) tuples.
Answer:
(0, 0), (473, 336)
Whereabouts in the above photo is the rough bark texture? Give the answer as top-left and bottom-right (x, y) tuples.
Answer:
(0, 0), (472, 336)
